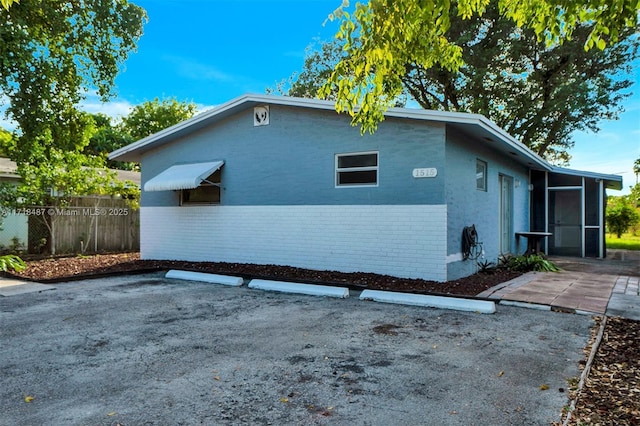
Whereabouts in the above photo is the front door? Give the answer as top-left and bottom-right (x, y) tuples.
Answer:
(548, 189), (582, 256)
(499, 175), (513, 254)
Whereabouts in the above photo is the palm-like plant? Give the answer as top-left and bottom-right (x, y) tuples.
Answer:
(0, 254), (26, 273)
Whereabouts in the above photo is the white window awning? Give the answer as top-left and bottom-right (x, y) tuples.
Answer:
(144, 161), (224, 192)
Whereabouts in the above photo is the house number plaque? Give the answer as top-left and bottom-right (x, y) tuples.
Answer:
(412, 168), (438, 178)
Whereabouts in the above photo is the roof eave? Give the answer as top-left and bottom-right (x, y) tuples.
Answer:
(109, 94), (340, 162)
(109, 94), (554, 172)
(551, 166), (624, 190)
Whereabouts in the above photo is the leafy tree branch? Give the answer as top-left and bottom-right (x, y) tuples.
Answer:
(321, 0), (640, 139)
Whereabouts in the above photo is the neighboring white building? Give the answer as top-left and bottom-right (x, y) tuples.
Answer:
(0, 157), (28, 251)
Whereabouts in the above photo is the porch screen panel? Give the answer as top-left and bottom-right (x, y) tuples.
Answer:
(548, 189), (582, 256)
(585, 179), (599, 226)
(530, 170), (546, 231)
(548, 173), (581, 187)
(585, 228), (599, 257)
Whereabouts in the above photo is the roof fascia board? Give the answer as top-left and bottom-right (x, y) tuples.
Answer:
(550, 165), (623, 190)
(109, 95), (254, 161)
(0, 173), (20, 179)
(383, 107), (550, 171)
(108, 94), (341, 161)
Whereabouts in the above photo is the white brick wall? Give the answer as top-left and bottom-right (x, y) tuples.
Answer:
(141, 204), (448, 281)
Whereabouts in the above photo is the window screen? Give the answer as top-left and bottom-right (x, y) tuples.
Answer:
(336, 152), (378, 187)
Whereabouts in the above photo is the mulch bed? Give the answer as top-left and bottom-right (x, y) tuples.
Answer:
(562, 317), (640, 425)
(9, 252), (522, 296)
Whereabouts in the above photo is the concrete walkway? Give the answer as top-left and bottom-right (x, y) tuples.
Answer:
(478, 250), (640, 319)
(0, 277), (55, 297)
(607, 275), (640, 321)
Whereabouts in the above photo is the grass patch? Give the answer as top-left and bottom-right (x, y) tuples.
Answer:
(607, 232), (640, 250)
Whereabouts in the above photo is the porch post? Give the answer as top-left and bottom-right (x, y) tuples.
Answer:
(599, 179), (604, 258)
(581, 177), (586, 258)
(544, 172), (549, 253)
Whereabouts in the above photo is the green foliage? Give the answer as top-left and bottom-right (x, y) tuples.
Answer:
(0, 1), (145, 254)
(502, 254), (561, 272)
(322, 0), (640, 137)
(0, 129), (12, 157)
(270, 38), (408, 108)
(0, 254), (26, 273)
(320, 0), (464, 134)
(606, 196), (640, 238)
(630, 183), (640, 208)
(0, 0), (17, 10)
(284, 9), (637, 162)
(121, 98), (198, 141)
(0, 181), (18, 231)
(85, 114), (136, 170)
(1, 1), (146, 151)
(477, 259), (496, 273)
(269, 40), (349, 100)
(0, 0), (146, 199)
(400, 5), (638, 163)
(2, 123), (140, 255)
(1, 109), (137, 209)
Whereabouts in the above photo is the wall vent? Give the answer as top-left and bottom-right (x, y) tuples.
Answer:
(254, 105), (270, 126)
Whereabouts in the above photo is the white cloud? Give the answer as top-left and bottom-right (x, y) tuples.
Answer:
(1, 91), (135, 130)
(0, 114), (17, 132)
(76, 89), (133, 121)
(162, 55), (236, 82)
(0, 95), (17, 131)
(80, 98), (133, 121)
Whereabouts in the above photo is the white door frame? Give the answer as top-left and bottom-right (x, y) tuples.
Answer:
(499, 174), (514, 254)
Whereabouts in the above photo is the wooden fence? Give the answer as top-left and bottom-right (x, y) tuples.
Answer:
(26, 197), (139, 254)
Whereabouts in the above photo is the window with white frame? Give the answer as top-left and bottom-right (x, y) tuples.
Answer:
(181, 168), (222, 205)
(476, 159), (487, 191)
(335, 152), (378, 187)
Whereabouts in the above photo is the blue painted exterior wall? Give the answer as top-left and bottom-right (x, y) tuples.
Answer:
(444, 127), (530, 279)
(141, 105), (448, 208)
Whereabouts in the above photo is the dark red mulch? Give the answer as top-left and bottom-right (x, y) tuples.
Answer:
(562, 317), (640, 425)
(9, 252), (522, 296)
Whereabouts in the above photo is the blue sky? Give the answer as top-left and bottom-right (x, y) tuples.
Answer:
(89, 0), (638, 194)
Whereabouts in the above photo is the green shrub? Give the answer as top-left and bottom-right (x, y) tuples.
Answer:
(477, 259), (496, 273)
(501, 254), (561, 272)
(606, 196), (640, 238)
(0, 254), (26, 272)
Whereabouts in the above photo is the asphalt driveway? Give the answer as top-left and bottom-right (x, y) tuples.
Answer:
(1, 273), (593, 425)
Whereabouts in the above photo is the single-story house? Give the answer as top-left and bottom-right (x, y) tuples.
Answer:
(109, 94), (622, 282)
